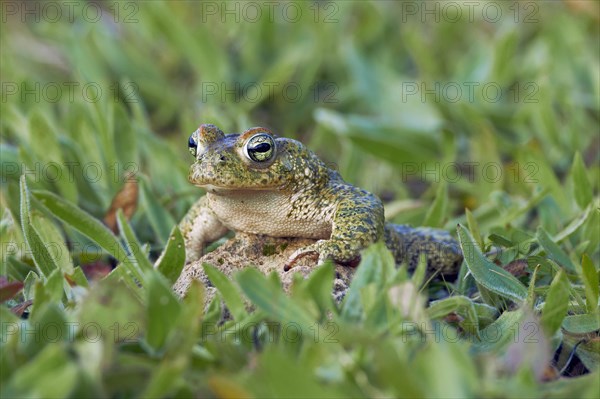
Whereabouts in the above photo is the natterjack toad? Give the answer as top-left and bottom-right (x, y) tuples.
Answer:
(181, 124), (463, 274)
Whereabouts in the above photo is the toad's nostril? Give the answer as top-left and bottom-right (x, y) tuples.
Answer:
(219, 155), (226, 162)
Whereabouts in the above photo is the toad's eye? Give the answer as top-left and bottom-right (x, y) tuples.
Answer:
(244, 133), (275, 163)
(188, 132), (198, 157)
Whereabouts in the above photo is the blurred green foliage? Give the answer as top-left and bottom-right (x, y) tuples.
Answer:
(1, 1), (599, 398)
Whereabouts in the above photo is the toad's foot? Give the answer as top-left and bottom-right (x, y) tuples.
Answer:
(284, 240), (361, 271)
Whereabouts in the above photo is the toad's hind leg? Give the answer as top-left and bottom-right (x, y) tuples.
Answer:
(384, 224), (463, 275)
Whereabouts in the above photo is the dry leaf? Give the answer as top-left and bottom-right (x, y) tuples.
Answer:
(104, 173), (139, 233)
(503, 259), (530, 278)
(0, 277), (24, 302)
(11, 299), (33, 317)
(82, 261), (113, 281)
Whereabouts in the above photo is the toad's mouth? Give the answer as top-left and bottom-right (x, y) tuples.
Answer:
(192, 182), (284, 194)
(194, 184), (241, 194)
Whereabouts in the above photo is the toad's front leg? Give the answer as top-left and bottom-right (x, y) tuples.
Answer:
(180, 196), (229, 263)
(284, 191), (385, 270)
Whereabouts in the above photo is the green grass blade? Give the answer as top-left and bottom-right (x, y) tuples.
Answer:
(203, 263), (246, 321)
(427, 295), (480, 335)
(116, 209), (153, 272)
(473, 309), (523, 352)
(30, 213), (74, 275)
(554, 204), (593, 242)
(141, 280), (204, 398)
(31, 189), (143, 283)
(540, 270), (570, 336)
(465, 208), (483, 249)
(581, 254), (599, 313)
(6, 344), (78, 398)
(536, 227), (576, 273)
(341, 242), (393, 322)
(28, 111), (78, 204)
(457, 224), (527, 303)
(302, 262), (336, 317)
(571, 152), (593, 209)
(236, 268), (313, 329)
(67, 266), (89, 288)
(19, 177), (58, 278)
(139, 178), (176, 245)
(423, 181), (448, 228)
(105, 266), (144, 300)
(144, 271), (182, 352)
(155, 226), (186, 285)
(562, 313), (600, 334)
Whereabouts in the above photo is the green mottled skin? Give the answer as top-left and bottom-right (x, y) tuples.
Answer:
(181, 124), (462, 273)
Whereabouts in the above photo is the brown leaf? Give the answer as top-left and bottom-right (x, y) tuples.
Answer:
(503, 259), (530, 278)
(443, 312), (464, 324)
(540, 364), (560, 381)
(104, 173), (139, 234)
(82, 261), (113, 281)
(11, 299), (33, 317)
(564, 0), (600, 20)
(0, 277), (24, 302)
(64, 273), (79, 287)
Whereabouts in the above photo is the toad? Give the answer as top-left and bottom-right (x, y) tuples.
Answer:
(180, 124), (462, 274)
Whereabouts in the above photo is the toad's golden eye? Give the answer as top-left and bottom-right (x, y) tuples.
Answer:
(244, 133), (275, 163)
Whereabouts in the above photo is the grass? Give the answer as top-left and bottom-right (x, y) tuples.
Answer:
(1, 1), (599, 398)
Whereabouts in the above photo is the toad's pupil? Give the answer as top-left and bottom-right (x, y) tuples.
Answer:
(250, 142), (271, 153)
